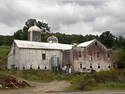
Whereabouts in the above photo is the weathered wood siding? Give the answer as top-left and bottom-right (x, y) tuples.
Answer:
(8, 45), (63, 70)
(72, 41), (113, 72)
(62, 50), (72, 68)
(8, 43), (20, 69)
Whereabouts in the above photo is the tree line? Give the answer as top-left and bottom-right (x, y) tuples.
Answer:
(1, 31), (125, 49)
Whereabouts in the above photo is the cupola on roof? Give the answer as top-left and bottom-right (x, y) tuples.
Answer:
(47, 35), (58, 43)
(28, 26), (41, 32)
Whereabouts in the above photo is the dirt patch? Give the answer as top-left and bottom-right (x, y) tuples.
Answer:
(1, 80), (125, 94)
(0, 80), (70, 94)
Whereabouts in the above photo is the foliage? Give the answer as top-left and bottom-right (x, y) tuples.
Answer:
(13, 18), (50, 40)
(5, 70), (56, 82)
(0, 46), (10, 57)
(0, 35), (13, 46)
(99, 31), (115, 48)
(113, 47), (125, 68)
(0, 30), (125, 49)
(0, 73), (8, 83)
(1, 70), (125, 91)
(0, 46), (10, 69)
(70, 70), (125, 91)
(3, 70), (80, 82)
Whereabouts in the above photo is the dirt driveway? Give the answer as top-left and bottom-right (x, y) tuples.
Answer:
(1, 80), (125, 94)
(0, 80), (70, 94)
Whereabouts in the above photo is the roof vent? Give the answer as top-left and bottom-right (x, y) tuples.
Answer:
(47, 35), (58, 43)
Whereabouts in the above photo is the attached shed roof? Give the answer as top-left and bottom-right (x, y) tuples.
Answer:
(14, 40), (73, 50)
(77, 39), (95, 47)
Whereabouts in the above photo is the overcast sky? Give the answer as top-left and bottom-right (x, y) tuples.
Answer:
(0, 0), (125, 36)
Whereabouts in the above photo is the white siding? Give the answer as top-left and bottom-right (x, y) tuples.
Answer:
(13, 48), (63, 70)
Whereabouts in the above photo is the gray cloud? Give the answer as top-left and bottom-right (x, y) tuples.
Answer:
(0, 0), (125, 36)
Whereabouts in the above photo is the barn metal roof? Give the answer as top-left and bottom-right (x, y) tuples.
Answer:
(77, 39), (108, 50)
(77, 39), (95, 47)
(14, 40), (73, 50)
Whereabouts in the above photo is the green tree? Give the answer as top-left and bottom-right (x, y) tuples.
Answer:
(99, 31), (114, 48)
(113, 47), (125, 68)
(113, 36), (125, 48)
(13, 18), (50, 41)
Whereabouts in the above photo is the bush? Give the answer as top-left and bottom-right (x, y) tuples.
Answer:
(70, 70), (125, 91)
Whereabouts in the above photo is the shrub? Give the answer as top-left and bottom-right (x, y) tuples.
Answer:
(70, 70), (125, 91)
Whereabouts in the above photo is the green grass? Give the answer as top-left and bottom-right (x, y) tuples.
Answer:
(70, 70), (125, 91)
(1, 69), (125, 91)
(0, 46), (10, 69)
(85, 82), (125, 91)
(1, 70), (79, 83)
(0, 46), (10, 57)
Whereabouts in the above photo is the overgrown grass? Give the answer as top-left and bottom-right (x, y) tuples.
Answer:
(0, 46), (10, 69)
(1, 70), (80, 83)
(0, 46), (10, 57)
(1, 69), (125, 91)
(70, 70), (125, 91)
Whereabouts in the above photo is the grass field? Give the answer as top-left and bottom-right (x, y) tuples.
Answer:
(0, 46), (10, 69)
(0, 46), (10, 57)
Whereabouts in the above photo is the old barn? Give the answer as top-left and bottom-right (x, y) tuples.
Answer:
(8, 26), (113, 72)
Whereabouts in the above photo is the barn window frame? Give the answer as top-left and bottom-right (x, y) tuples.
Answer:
(89, 56), (92, 61)
(23, 66), (25, 70)
(45, 66), (47, 69)
(38, 66), (40, 69)
(80, 64), (82, 69)
(79, 51), (81, 57)
(107, 53), (110, 58)
(90, 63), (92, 69)
(97, 52), (100, 57)
(98, 63), (100, 69)
(95, 42), (97, 46)
(42, 53), (46, 60)
(30, 65), (32, 69)
(108, 64), (111, 69)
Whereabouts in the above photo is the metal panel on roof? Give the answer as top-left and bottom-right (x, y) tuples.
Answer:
(14, 40), (73, 50)
(77, 39), (95, 47)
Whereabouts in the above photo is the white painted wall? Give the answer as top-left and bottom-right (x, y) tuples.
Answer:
(8, 44), (63, 70)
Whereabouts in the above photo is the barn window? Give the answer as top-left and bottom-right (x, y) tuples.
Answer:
(45, 66), (47, 69)
(23, 66), (25, 70)
(97, 52), (100, 57)
(79, 51), (81, 57)
(38, 66), (40, 69)
(98, 64), (100, 69)
(80, 64), (82, 68)
(95, 42), (97, 46)
(107, 53), (110, 58)
(30, 65), (32, 69)
(90, 63), (92, 68)
(11, 64), (15, 69)
(15, 66), (17, 70)
(108, 64), (111, 68)
(42, 54), (46, 60)
(90, 56), (92, 61)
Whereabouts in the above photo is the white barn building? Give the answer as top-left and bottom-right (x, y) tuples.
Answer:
(8, 26), (72, 70)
